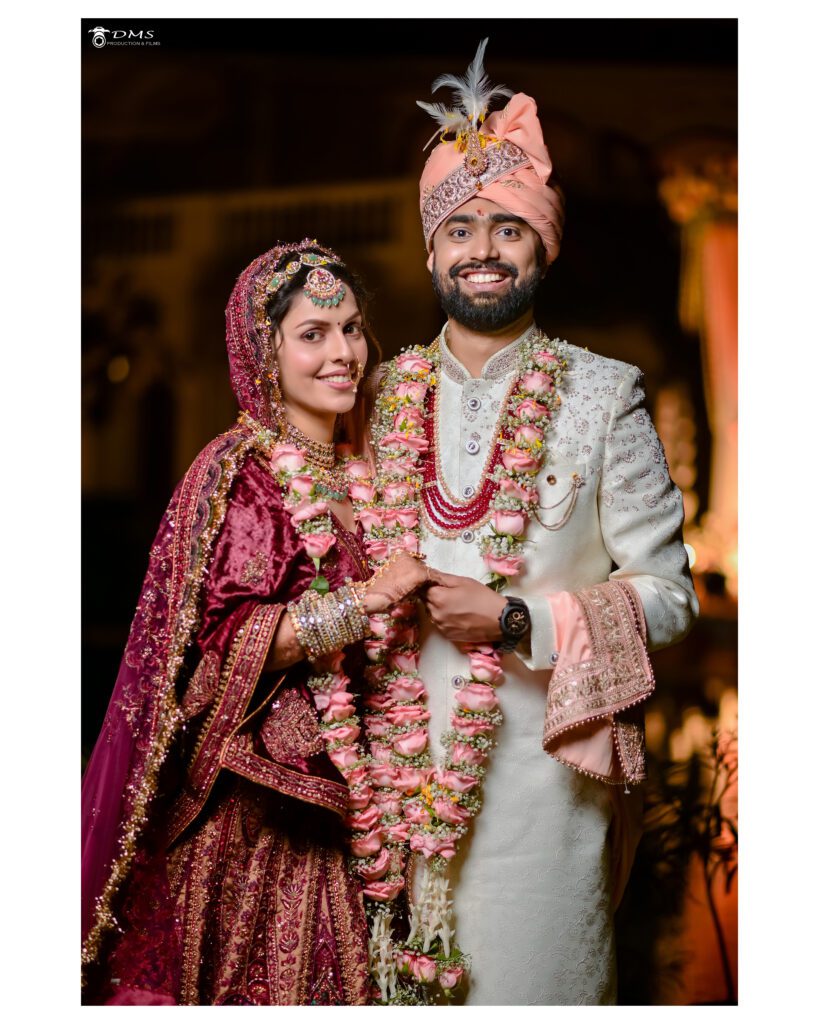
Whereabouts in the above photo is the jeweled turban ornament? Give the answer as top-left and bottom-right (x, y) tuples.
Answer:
(417, 40), (565, 265)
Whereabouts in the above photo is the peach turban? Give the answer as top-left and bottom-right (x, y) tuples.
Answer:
(419, 93), (565, 267)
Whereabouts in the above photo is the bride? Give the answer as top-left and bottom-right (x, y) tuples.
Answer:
(81, 240), (429, 1005)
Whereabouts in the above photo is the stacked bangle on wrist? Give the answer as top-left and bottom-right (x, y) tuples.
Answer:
(288, 583), (371, 664)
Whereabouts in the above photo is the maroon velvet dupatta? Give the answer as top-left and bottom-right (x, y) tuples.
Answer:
(81, 248), (371, 1002)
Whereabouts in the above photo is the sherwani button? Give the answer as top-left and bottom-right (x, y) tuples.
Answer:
(550, 651), (560, 666)
(467, 397), (482, 411)
(451, 675), (466, 689)
(463, 485), (476, 498)
(461, 529), (475, 543)
(547, 474), (557, 485)
(466, 439), (480, 454)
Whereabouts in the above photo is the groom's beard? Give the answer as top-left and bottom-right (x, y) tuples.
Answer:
(431, 259), (542, 332)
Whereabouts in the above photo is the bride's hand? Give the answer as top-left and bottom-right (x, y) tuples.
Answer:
(362, 552), (430, 614)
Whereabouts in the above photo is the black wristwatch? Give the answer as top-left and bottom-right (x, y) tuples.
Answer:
(497, 596), (531, 653)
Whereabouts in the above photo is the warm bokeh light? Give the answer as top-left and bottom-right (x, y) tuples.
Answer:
(106, 354), (130, 383)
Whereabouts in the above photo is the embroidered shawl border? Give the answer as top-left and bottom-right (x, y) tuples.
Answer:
(543, 580), (654, 779)
(83, 425), (258, 975)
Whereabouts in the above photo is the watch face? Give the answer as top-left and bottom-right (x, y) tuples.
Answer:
(505, 606), (529, 637)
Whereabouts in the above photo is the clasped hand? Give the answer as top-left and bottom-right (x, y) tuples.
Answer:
(363, 554), (506, 645)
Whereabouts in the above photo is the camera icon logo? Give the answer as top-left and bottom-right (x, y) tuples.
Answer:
(88, 26), (111, 48)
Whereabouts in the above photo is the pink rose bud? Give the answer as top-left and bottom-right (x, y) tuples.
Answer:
(432, 797), (472, 825)
(370, 792), (402, 815)
(404, 802), (433, 824)
(385, 704), (431, 727)
(288, 473), (315, 497)
(514, 398), (551, 423)
(451, 715), (496, 736)
(380, 455), (419, 478)
(482, 553), (524, 577)
(290, 499), (329, 525)
(302, 532), (336, 558)
(393, 406), (425, 431)
(392, 766), (431, 794)
(326, 722), (361, 744)
(368, 742), (394, 763)
(382, 431), (430, 454)
(395, 353), (434, 374)
(363, 879), (405, 901)
(349, 827), (385, 858)
(498, 476), (539, 503)
(328, 746), (359, 769)
(322, 691), (356, 722)
(397, 531), (419, 553)
(410, 832), (457, 859)
(491, 510), (527, 537)
(514, 423), (545, 445)
(437, 768), (480, 793)
(519, 370), (553, 394)
(395, 950), (415, 976)
(355, 847), (391, 881)
(382, 481), (414, 505)
(392, 728), (428, 756)
(411, 955), (438, 984)
(394, 507), (420, 529)
(534, 350), (559, 365)
(369, 764), (399, 788)
(356, 507), (384, 532)
(389, 651), (419, 674)
(313, 691), (331, 711)
(346, 784), (374, 810)
(394, 381), (428, 401)
(345, 459), (372, 479)
(349, 482), (377, 503)
(387, 822), (412, 842)
(362, 714), (391, 738)
(451, 741), (488, 766)
(367, 615), (398, 641)
(363, 691), (394, 711)
(501, 447), (540, 473)
(364, 538), (391, 562)
(386, 676), (427, 702)
(364, 639), (390, 663)
(438, 966), (465, 992)
(467, 652), (504, 684)
(455, 682), (500, 713)
(345, 804), (381, 831)
(345, 765), (369, 787)
(268, 444), (307, 473)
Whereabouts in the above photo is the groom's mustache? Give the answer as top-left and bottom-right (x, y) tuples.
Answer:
(449, 260), (519, 280)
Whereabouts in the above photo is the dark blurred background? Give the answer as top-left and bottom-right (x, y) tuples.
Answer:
(82, 17), (738, 1004)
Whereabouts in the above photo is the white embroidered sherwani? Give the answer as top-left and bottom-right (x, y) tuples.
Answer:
(412, 325), (697, 1005)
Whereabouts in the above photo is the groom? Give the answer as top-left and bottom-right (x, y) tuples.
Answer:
(370, 50), (698, 1005)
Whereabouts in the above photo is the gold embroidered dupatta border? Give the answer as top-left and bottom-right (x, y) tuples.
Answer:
(82, 424), (259, 979)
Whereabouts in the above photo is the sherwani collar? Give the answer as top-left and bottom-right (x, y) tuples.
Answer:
(438, 321), (538, 384)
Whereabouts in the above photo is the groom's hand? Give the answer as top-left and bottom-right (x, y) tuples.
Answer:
(422, 570), (506, 644)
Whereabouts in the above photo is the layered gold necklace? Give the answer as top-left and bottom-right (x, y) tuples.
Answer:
(285, 421), (348, 500)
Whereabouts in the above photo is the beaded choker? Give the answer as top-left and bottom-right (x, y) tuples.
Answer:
(285, 422), (336, 469)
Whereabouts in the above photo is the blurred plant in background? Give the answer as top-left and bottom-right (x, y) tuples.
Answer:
(616, 729), (738, 1004)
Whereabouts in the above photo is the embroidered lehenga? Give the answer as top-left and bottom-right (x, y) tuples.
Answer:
(81, 251), (372, 1005)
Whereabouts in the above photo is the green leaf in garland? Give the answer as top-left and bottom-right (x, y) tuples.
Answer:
(309, 574), (330, 594)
